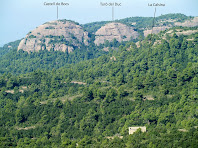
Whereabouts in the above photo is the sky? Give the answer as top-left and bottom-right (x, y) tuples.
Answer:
(0, 0), (198, 47)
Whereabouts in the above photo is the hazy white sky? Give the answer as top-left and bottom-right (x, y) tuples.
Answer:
(0, 0), (198, 47)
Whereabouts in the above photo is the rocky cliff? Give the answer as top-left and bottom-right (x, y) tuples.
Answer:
(18, 20), (90, 53)
(94, 22), (139, 45)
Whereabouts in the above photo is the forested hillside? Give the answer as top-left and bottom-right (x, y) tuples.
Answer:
(0, 40), (21, 57)
(0, 45), (107, 75)
(0, 28), (198, 147)
(0, 13), (196, 75)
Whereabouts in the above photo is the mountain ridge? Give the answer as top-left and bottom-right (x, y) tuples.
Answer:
(17, 20), (90, 53)
(16, 13), (198, 53)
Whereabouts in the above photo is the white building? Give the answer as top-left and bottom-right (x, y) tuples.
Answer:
(129, 126), (146, 135)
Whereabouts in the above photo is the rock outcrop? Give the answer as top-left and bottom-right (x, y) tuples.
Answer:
(175, 17), (198, 27)
(94, 22), (139, 45)
(143, 26), (170, 37)
(18, 20), (90, 53)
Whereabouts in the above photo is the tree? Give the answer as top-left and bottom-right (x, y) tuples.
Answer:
(83, 88), (94, 101)
(15, 109), (25, 124)
(54, 99), (63, 108)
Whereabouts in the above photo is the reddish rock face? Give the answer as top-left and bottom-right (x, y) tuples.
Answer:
(94, 22), (139, 45)
(18, 20), (90, 53)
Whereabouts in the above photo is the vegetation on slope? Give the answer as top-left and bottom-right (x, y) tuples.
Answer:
(0, 31), (198, 147)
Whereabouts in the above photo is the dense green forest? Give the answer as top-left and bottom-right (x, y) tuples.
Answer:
(0, 45), (107, 75)
(0, 35), (129, 75)
(0, 40), (21, 57)
(0, 26), (198, 147)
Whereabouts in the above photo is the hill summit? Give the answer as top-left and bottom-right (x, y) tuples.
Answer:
(94, 22), (139, 45)
(18, 20), (90, 53)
